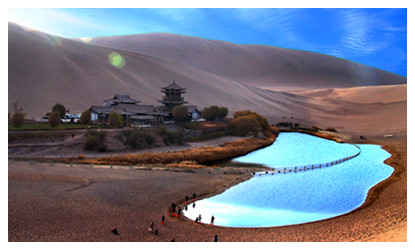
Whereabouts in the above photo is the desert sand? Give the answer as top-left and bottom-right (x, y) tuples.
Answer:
(8, 22), (406, 122)
(8, 129), (406, 242)
(8, 22), (407, 242)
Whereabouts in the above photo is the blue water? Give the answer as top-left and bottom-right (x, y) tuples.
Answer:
(183, 133), (394, 227)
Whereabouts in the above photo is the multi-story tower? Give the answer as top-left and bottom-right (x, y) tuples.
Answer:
(159, 80), (188, 112)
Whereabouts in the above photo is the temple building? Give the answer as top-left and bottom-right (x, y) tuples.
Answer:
(89, 80), (200, 126)
(158, 80), (188, 111)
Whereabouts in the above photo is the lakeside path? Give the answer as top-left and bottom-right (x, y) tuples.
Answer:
(8, 134), (406, 242)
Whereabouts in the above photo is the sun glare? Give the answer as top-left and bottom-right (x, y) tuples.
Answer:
(108, 52), (126, 68)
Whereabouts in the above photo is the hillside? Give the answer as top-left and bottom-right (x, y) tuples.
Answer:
(8, 22), (406, 135)
(90, 33), (407, 89)
(7, 22), (314, 121)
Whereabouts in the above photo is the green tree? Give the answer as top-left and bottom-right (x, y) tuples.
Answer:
(227, 116), (260, 137)
(233, 110), (269, 131)
(108, 111), (120, 128)
(118, 115), (124, 127)
(11, 112), (24, 128)
(201, 107), (212, 121)
(48, 111), (61, 128)
(80, 110), (91, 125)
(84, 131), (107, 151)
(52, 103), (67, 118)
(218, 107), (229, 120)
(209, 106), (220, 120)
(172, 105), (189, 122)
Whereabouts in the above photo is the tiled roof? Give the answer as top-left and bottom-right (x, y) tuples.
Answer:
(90, 105), (113, 114)
(161, 80), (186, 91)
(130, 115), (156, 120)
(104, 94), (140, 104)
(115, 104), (154, 114)
(90, 104), (171, 117)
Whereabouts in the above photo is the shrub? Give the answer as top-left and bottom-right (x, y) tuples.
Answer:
(201, 106), (223, 121)
(312, 126), (321, 131)
(201, 107), (213, 121)
(218, 107), (229, 120)
(84, 131), (106, 151)
(108, 112), (120, 128)
(120, 129), (155, 149)
(76, 136), (276, 166)
(48, 111), (61, 128)
(11, 112), (24, 128)
(80, 110), (91, 125)
(276, 122), (292, 127)
(227, 116), (260, 137)
(233, 110), (269, 131)
(264, 126), (279, 138)
(157, 126), (185, 145)
(118, 115), (124, 127)
(52, 103), (66, 118)
(209, 106), (220, 120)
(172, 105), (189, 122)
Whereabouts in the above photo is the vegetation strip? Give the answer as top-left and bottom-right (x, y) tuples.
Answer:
(74, 135), (277, 167)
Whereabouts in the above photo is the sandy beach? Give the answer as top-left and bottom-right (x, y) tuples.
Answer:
(8, 133), (406, 242)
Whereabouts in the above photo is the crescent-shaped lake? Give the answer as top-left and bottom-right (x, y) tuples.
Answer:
(183, 132), (394, 227)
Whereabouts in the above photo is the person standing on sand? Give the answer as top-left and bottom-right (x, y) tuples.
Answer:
(177, 206), (182, 217)
(161, 214), (165, 225)
(214, 235), (218, 242)
(210, 215), (215, 226)
(149, 222), (155, 233)
(193, 193), (196, 201)
(111, 228), (119, 235)
(198, 214), (202, 224)
(193, 202), (196, 209)
(185, 195), (189, 204)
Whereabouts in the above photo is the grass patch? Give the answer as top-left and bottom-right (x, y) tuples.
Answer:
(75, 134), (277, 166)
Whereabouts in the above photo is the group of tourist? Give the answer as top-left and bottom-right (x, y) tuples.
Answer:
(111, 192), (218, 241)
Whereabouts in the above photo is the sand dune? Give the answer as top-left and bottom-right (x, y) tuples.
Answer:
(9, 22), (406, 127)
(90, 32), (407, 89)
(290, 84), (407, 104)
(8, 22), (312, 120)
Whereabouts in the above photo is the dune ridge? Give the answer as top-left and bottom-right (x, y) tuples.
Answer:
(8, 22), (406, 128)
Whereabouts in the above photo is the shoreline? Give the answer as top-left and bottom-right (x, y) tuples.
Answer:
(8, 131), (406, 241)
(175, 133), (402, 231)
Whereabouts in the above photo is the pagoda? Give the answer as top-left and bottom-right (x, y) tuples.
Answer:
(159, 80), (188, 111)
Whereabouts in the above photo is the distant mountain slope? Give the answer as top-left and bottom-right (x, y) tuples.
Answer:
(90, 33), (407, 89)
(8, 22), (314, 121)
